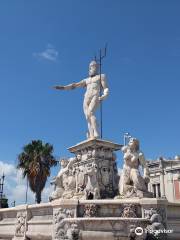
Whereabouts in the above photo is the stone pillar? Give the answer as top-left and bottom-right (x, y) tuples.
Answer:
(160, 174), (165, 197)
(156, 184), (159, 198)
(159, 157), (166, 198)
(148, 182), (151, 192)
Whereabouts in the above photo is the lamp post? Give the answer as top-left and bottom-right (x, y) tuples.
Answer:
(0, 173), (5, 208)
(123, 132), (131, 146)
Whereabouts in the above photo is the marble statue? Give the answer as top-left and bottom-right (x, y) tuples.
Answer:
(49, 159), (67, 201)
(72, 162), (100, 200)
(84, 163), (100, 199)
(118, 138), (152, 198)
(50, 157), (77, 201)
(54, 60), (109, 139)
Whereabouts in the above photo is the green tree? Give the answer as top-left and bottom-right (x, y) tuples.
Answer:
(17, 140), (57, 203)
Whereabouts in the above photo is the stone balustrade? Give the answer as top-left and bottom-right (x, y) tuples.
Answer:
(0, 198), (178, 240)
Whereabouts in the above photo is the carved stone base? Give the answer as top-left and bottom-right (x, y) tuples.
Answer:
(66, 139), (122, 200)
(51, 198), (168, 240)
(0, 198), (173, 240)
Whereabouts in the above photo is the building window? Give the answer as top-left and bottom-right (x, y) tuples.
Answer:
(157, 183), (161, 197)
(152, 184), (156, 197)
(152, 183), (161, 198)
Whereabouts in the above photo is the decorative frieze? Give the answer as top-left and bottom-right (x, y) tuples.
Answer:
(83, 204), (99, 217)
(121, 204), (137, 218)
(15, 211), (27, 237)
(53, 207), (79, 240)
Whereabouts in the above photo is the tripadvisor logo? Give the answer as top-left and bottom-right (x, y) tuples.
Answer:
(135, 227), (144, 236)
(134, 226), (173, 236)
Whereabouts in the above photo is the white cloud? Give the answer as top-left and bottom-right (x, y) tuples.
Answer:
(11, 184), (34, 205)
(0, 161), (16, 176)
(33, 44), (58, 62)
(0, 160), (52, 207)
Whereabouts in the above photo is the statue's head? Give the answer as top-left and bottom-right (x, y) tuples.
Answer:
(89, 60), (99, 77)
(76, 152), (82, 161)
(60, 158), (69, 168)
(128, 138), (139, 151)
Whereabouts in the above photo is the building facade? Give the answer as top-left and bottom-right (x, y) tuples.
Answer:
(148, 156), (180, 203)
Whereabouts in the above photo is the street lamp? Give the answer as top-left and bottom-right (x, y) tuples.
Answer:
(123, 132), (131, 146)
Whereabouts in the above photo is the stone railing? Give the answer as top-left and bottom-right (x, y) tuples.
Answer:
(0, 198), (179, 240)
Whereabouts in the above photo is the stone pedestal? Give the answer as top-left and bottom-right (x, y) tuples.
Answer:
(0, 198), (172, 240)
(67, 139), (122, 199)
(51, 198), (169, 240)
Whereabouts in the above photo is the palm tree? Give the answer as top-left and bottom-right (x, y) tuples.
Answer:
(17, 140), (57, 203)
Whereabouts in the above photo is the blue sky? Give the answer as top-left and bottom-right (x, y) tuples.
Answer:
(0, 1), (180, 205)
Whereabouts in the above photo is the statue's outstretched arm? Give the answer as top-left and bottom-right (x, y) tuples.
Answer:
(54, 79), (86, 90)
(99, 74), (109, 101)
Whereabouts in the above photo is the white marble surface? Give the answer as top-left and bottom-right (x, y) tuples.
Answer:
(0, 198), (177, 240)
(54, 61), (109, 139)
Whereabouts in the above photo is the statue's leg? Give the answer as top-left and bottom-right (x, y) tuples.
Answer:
(87, 122), (93, 138)
(83, 98), (93, 138)
(88, 96), (99, 138)
(91, 115), (99, 138)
